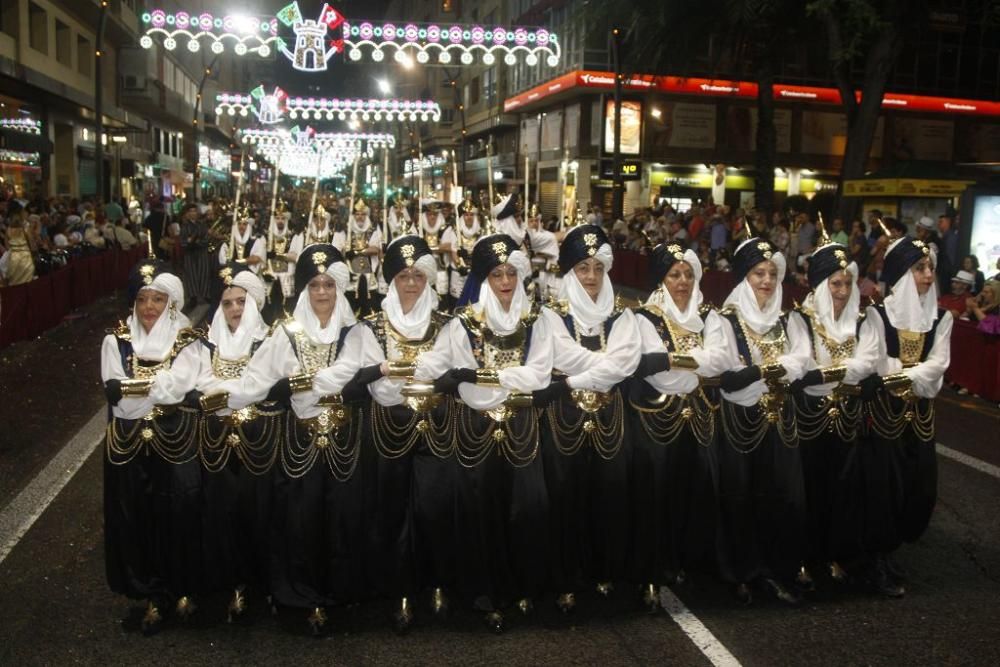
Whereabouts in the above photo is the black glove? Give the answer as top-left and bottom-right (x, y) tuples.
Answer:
(453, 367), (478, 385)
(432, 369), (462, 395)
(340, 364), (384, 404)
(183, 389), (203, 409)
(788, 369), (823, 395)
(532, 376), (568, 408)
(458, 264), (470, 276)
(457, 248), (470, 261)
(345, 248), (358, 260)
(719, 365), (763, 392)
(636, 352), (671, 377)
(104, 379), (123, 406)
(859, 374), (883, 401)
(266, 377), (292, 406)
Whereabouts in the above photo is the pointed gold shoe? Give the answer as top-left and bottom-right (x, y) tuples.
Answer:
(175, 596), (197, 621)
(307, 607), (328, 636)
(227, 588), (247, 623)
(484, 610), (504, 634)
(141, 601), (163, 636)
(642, 583), (660, 613)
(596, 581), (614, 597)
(394, 597), (414, 635)
(516, 597), (534, 616)
(829, 561), (848, 583)
(430, 587), (449, 616)
(555, 592), (576, 614)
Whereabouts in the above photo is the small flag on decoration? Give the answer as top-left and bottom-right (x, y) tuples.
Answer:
(250, 85), (266, 100)
(276, 2), (303, 27)
(328, 38), (345, 53)
(319, 4), (345, 30)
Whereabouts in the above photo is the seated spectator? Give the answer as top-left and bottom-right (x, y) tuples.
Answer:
(939, 270), (975, 318)
(960, 254), (985, 295)
(830, 217), (849, 246)
(967, 280), (1000, 334)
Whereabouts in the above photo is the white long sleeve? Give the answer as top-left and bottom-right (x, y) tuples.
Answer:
(101, 334), (201, 419)
(803, 314), (880, 397)
(543, 308), (640, 393)
(870, 307), (952, 399)
(636, 310), (729, 395)
(370, 321), (456, 407)
(718, 312), (811, 407)
(413, 325), (459, 383)
(429, 316), (551, 410)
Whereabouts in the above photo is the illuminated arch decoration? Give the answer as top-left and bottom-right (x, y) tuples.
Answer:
(240, 127), (396, 151)
(139, 3), (560, 71)
(0, 118), (43, 134)
(216, 91), (442, 123)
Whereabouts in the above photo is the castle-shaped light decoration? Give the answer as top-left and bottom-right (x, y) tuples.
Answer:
(139, 4), (560, 70)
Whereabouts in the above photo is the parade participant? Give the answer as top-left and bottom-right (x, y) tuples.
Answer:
(715, 231), (811, 605)
(333, 199), (383, 316)
(440, 197), (482, 312)
(858, 233), (952, 597)
(491, 193), (526, 248)
(101, 258), (202, 634)
(631, 243), (728, 610)
(217, 209), (266, 273)
(218, 244), (368, 635)
(195, 264), (277, 623)
(418, 233), (552, 633)
(263, 204), (296, 322)
(526, 203), (562, 302)
(346, 235), (455, 632)
(539, 224), (640, 612)
(179, 203), (212, 307)
(419, 200), (449, 297)
(784, 231), (879, 591)
(287, 204), (333, 261)
(388, 197), (414, 237)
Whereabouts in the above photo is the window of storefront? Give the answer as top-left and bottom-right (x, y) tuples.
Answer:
(28, 2), (46, 54)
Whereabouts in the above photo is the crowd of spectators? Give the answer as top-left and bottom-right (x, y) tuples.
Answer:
(0, 186), (143, 288)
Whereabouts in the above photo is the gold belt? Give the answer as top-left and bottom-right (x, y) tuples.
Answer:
(298, 397), (351, 438)
(570, 389), (613, 414)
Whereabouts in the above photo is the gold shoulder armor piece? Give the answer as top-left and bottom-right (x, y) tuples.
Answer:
(174, 327), (203, 350)
(547, 298), (570, 316)
(698, 302), (714, 316)
(613, 294), (626, 315)
(109, 319), (131, 340)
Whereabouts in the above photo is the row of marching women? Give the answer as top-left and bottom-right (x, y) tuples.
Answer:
(101, 215), (950, 637)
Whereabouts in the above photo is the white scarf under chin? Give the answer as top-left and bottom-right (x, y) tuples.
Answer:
(230, 223), (252, 249)
(884, 269), (939, 333)
(461, 216), (481, 237)
(723, 252), (787, 334)
(130, 274), (190, 360)
(560, 272), (614, 334)
(208, 292), (267, 359)
(383, 281), (438, 339)
(644, 250), (705, 333)
(476, 280), (530, 335)
(804, 262), (860, 342)
(292, 286), (357, 344)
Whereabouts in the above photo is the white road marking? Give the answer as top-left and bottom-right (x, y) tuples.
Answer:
(937, 443), (1000, 480)
(0, 408), (106, 566)
(660, 586), (742, 667)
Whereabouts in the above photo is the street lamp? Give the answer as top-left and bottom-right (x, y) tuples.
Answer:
(376, 78), (391, 95)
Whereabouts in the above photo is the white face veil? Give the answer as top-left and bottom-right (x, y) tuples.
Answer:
(293, 262), (356, 344)
(473, 250), (531, 335)
(382, 252), (439, 339)
(804, 262), (860, 342)
(209, 271), (268, 359)
(644, 249), (705, 333)
(884, 243), (939, 333)
(129, 273), (190, 360)
(724, 239), (787, 334)
(559, 242), (615, 333)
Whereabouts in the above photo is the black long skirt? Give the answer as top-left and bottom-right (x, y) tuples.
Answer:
(858, 395), (937, 552)
(199, 411), (280, 594)
(541, 390), (630, 591)
(795, 393), (866, 566)
(629, 392), (719, 584)
(268, 408), (368, 609)
(452, 404), (548, 607)
(716, 400), (806, 585)
(104, 411), (202, 605)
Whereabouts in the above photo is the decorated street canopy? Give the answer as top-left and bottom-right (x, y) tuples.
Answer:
(139, 2), (561, 71)
(216, 88), (443, 124)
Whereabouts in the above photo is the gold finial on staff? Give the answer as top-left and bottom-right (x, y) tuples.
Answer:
(817, 211), (833, 247)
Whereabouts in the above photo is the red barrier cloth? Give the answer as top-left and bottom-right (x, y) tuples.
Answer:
(945, 319), (1000, 401)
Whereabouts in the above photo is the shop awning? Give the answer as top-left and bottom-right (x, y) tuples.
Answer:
(0, 128), (53, 154)
(842, 177), (975, 197)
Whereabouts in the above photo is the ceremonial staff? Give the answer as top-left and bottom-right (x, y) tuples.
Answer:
(348, 150), (360, 248)
(486, 137), (494, 219)
(382, 146), (390, 242)
(307, 149), (323, 230)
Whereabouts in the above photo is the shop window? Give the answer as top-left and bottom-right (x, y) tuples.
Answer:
(77, 35), (91, 76)
(28, 1), (46, 55)
(0, 0), (19, 38)
(55, 20), (70, 66)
